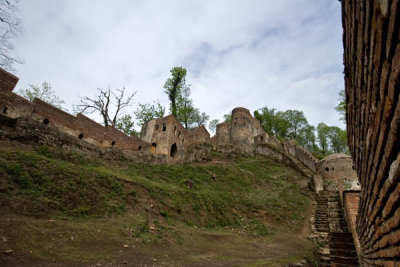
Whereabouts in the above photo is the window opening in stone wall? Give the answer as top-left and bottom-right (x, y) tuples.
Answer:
(260, 136), (264, 141)
(138, 146), (142, 151)
(178, 131), (181, 137)
(43, 118), (49, 125)
(111, 141), (116, 146)
(78, 134), (84, 139)
(155, 125), (159, 130)
(2, 106), (8, 114)
(174, 126), (177, 135)
(325, 167), (329, 172)
(162, 123), (166, 131)
(151, 143), (157, 153)
(352, 165), (355, 170)
(332, 167), (335, 171)
(170, 143), (177, 157)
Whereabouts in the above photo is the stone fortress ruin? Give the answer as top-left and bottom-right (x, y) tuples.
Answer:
(0, 0), (399, 264)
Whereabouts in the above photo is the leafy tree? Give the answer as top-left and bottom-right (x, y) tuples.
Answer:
(74, 87), (136, 128)
(335, 89), (346, 122)
(279, 110), (308, 139)
(317, 123), (330, 154)
(208, 119), (219, 134)
(0, 0), (22, 70)
(223, 113), (232, 123)
(164, 67), (187, 117)
(327, 126), (348, 153)
(191, 109), (210, 127)
(18, 81), (66, 110)
(297, 125), (317, 152)
(175, 86), (196, 129)
(134, 101), (165, 127)
(254, 107), (277, 136)
(116, 114), (137, 136)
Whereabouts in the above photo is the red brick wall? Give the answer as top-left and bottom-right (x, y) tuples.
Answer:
(342, 1), (400, 265)
(0, 68), (18, 92)
(343, 191), (362, 259)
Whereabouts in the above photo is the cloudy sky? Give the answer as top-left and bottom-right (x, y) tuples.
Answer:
(12, 0), (345, 131)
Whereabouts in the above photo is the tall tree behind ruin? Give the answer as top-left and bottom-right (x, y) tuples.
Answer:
(164, 67), (187, 117)
(74, 87), (136, 128)
(0, 0), (22, 71)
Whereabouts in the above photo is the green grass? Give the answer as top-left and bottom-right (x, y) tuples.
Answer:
(0, 144), (308, 234)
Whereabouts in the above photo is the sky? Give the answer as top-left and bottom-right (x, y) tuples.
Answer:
(12, 0), (345, 131)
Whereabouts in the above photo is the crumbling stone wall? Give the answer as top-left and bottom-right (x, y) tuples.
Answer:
(0, 91), (34, 118)
(342, 0), (400, 265)
(187, 125), (210, 144)
(140, 115), (188, 163)
(283, 139), (318, 172)
(216, 122), (230, 145)
(316, 154), (359, 195)
(0, 68), (18, 92)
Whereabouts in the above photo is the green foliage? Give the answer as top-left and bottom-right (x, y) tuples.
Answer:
(223, 113), (232, 123)
(327, 126), (348, 153)
(208, 119), (219, 134)
(164, 67), (187, 117)
(18, 82), (66, 110)
(116, 114), (137, 136)
(335, 89), (346, 122)
(191, 110), (210, 127)
(317, 123), (330, 155)
(134, 101), (165, 128)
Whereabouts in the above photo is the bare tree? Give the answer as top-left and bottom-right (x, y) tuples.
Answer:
(74, 87), (136, 128)
(0, 0), (23, 71)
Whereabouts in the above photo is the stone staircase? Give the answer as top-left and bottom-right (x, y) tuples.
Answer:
(312, 190), (359, 266)
(327, 191), (358, 267)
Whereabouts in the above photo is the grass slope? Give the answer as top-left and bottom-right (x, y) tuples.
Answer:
(0, 141), (315, 266)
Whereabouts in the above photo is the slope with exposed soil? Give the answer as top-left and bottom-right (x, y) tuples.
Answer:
(0, 140), (317, 266)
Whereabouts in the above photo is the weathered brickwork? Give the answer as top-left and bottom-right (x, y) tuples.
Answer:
(316, 153), (360, 195)
(0, 68), (18, 92)
(342, 0), (400, 265)
(343, 191), (362, 261)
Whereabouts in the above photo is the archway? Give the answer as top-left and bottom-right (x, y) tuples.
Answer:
(170, 143), (177, 157)
(151, 143), (157, 153)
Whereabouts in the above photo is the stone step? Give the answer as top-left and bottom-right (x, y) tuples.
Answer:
(329, 242), (357, 250)
(330, 255), (359, 265)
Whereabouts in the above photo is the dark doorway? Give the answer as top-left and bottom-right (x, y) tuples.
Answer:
(43, 118), (49, 125)
(170, 143), (177, 157)
(2, 106), (8, 114)
(78, 133), (84, 139)
(111, 141), (116, 146)
(151, 143), (157, 153)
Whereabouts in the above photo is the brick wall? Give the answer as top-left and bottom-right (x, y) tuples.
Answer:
(343, 191), (362, 259)
(0, 68), (18, 92)
(342, 0), (400, 265)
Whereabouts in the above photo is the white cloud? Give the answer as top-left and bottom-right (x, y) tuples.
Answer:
(12, 0), (345, 130)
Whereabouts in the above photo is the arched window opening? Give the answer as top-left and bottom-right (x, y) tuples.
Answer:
(2, 106), (8, 114)
(138, 146), (142, 151)
(111, 141), (116, 146)
(170, 143), (177, 157)
(325, 167), (329, 172)
(162, 123), (166, 131)
(174, 126), (177, 135)
(260, 136), (264, 141)
(151, 143), (157, 153)
(78, 133), (84, 139)
(43, 118), (49, 125)
(352, 165), (355, 170)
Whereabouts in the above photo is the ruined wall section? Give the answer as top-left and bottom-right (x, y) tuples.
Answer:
(187, 125), (210, 144)
(342, 0), (400, 265)
(284, 140), (318, 172)
(316, 154), (359, 195)
(230, 107), (264, 151)
(0, 68), (18, 92)
(140, 115), (187, 163)
(0, 91), (34, 118)
(216, 122), (230, 145)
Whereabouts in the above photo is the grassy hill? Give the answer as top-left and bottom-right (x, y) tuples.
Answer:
(0, 140), (317, 266)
